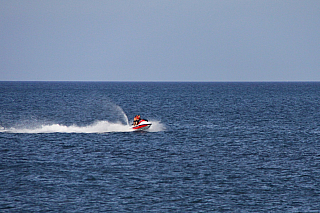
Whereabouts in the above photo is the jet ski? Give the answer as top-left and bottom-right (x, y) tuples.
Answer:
(132, 119), (152, 131)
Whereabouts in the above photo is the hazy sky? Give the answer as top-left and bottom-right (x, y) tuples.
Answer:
(1, 0), (319, 81)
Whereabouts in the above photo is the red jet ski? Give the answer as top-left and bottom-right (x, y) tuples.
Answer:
(132, 119), (152, 131)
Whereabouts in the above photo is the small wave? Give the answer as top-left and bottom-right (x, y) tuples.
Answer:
(0, 120), (165, 133)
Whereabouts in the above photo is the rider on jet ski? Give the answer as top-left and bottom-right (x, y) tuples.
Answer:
(133, 115), (149, 126)
(133, 115), (141, 126)
(132, 115), (151, 131)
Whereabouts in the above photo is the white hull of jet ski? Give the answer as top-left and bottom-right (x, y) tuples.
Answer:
(131, 120), (152, 131)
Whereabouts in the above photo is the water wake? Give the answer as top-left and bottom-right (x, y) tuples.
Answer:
(0, 99), (164, 133)
(0, 120), (165, 133)
(0, 121), (129, 133)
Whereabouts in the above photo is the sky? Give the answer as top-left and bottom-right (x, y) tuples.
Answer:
(1, 0), (319, 81)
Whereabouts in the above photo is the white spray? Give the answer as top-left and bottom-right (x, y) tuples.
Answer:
(0, 101), (165, 133)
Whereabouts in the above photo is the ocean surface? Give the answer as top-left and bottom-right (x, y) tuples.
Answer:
(1, 82), (320, 212)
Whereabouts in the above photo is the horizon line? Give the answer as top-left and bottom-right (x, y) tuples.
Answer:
(1, 80), (320, 83)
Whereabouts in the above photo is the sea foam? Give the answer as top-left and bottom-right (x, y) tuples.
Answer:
(0, 120), (165, 133)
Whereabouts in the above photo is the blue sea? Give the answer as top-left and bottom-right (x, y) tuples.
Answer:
(1, 82), (320, 212)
